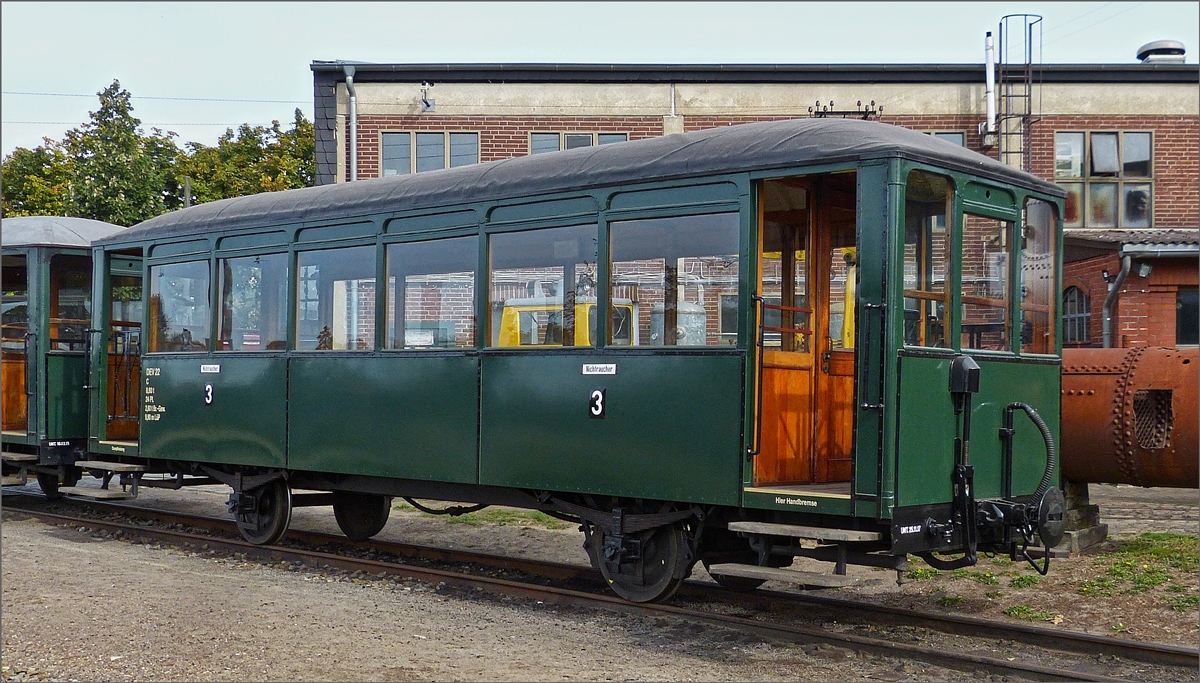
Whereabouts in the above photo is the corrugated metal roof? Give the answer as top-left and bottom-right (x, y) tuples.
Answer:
(1, 216), (127, 248)
(1064, 228), (1199, 246)
(103, 117), (1063, 245)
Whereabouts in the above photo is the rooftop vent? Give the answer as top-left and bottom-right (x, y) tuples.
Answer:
(1137, 40), (1186, 63)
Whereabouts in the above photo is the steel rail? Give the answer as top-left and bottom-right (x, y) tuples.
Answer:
(7, 490), (1194, 671)
(2, 502), (1151, 682)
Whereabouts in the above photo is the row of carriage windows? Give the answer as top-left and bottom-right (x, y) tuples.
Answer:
(147, 212), (742, 353)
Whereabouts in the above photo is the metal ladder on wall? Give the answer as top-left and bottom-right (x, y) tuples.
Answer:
(997, 14), (1043, 172)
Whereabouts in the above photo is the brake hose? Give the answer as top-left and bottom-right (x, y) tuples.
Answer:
(1006, 402), (1056, 501)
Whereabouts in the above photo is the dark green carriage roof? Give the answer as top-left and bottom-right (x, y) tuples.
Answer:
(2, 216), (127, 249)
(103, 118), (1064, 245)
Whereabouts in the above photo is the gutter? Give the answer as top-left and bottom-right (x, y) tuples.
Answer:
(343, 63), (357, 182)
(1102, 255), (1131, 349)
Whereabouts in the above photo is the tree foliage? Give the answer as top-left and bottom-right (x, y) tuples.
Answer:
(175, 108), (314, 204)
(1, 80), (315, 225)
(60, 80), (182, 225)
(0, 141), (71, 217)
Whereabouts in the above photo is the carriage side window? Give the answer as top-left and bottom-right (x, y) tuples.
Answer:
(386, 236), (477, 349)
(148, 260), (210, 352)
(218, 253), (288, 351)
(610, 212), (740, 347)
(2, 254), (29, 345)
(903, 170), (951, 348)
(488, 224), (598, 347)
(961, 214), (1013, 352)
(295, 246), (376, 351)
(48, 254), (92, 350)
(1021, 198), (1058, 354)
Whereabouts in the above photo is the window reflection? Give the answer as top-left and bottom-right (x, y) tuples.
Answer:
(386, 236), (477, 349)
(610, 213), (740, 347)
(295, 246), (375, 351)
(149, 260), (210, 352)
(961, 215), (1011, 352)
(1021, 199), (1057, 354)
(489, 224), (598, 347)
(219, 253), (288, 351)
(903, 170), (951, 348)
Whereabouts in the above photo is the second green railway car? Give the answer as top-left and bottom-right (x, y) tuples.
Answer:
(40, 118), (1068, 602)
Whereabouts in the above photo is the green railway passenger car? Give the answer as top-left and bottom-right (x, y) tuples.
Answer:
(48, 118), (1068, 603)
(1, 217), (129, 495)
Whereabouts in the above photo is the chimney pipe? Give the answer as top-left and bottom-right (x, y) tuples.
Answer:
(984, 31), (996, 134)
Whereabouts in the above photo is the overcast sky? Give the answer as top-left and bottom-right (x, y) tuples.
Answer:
(2, 1), (1196, 156)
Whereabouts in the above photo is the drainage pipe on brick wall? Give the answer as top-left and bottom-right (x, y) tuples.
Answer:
(1101, 254), (1131, 348)
(343, 64), (357, 181)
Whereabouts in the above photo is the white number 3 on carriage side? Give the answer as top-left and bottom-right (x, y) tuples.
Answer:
(588, 388), (605, 419)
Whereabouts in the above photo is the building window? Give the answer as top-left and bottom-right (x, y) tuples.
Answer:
(1055, 131), (1152, 229)
(1063, 286), (1090, 344)
(529, 132), (628, 154)
(1178, 287), (1199, 346)
(926, 131), (965, 146)
(381, 132), (479, 176)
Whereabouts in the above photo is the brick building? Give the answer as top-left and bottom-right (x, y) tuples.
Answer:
(309, 52), (1199, 348)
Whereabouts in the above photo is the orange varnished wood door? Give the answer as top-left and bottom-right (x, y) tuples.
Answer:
(812, 175), (858, 483)
(1, 350), (29, 432)
(754, 179), (815, 485)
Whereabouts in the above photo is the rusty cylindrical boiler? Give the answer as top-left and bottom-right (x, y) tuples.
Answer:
(1061, 347), (1198, 488)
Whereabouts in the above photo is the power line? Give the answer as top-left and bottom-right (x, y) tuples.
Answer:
(1042, 2), (1114, 34)
(3, 121), (257, 126)
(1045, 3), (1145, 46)
(2, 90), (307, 104)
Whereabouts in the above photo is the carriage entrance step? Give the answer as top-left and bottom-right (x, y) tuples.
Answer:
(706, 563), (880, 588)
(58, 486), (130, 500)
(74, 460), (146, 473)
(1, 452), (38, 463)
(726, 521), (884, 543)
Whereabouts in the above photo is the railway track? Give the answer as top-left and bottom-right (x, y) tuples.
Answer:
(5, 490), (1196, 681)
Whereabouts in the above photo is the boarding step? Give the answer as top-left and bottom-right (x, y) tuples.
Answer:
(706, 563), (880, 588)
(58, 486), (130, 500)
(1, 452), (38, 463)
(74, 460), (146, 473)
(726, 521), (883, 543)
(2, 474), (29, 486)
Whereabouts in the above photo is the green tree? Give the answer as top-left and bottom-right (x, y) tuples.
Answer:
(176, 108), (314, 203)
(0, 140), (71, 217)
(60, 80), (181, 225)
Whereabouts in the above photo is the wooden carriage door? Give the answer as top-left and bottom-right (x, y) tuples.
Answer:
(812, 176), (857, 483)
(753, 175), (857, 486)
(753, 179), (815, 485)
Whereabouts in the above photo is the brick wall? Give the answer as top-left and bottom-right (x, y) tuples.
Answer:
(1064, 254), (1198, 348)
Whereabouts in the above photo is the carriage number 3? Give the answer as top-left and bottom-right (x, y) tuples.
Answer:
(204, 383), (214, 405)
(588, 388), (606, 419)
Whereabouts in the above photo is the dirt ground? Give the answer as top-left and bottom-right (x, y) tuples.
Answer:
(1, 481), (1196, 681)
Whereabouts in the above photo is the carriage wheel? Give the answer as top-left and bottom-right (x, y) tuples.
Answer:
(591, 523), (689, 603)
(333, 492), (392, 541)
(236, 479), (291, 545)
(36, 472), (62, 500)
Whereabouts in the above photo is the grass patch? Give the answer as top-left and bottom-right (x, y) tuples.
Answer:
(936, 595), (965, 608)
(1004, 605), (1057, 622)
(392, 503), (571, 530)
(1167, 594), (1198, 612)
(1077, 576), (1119, 598)
(984, 590), (1004, 599)
(951, 569), (1000, 585)
(1113, 533), (1198, 572)
(987, 554), (1012, 566)
(1009, 574), (1040, 589)
(906, 567), (941, 581)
